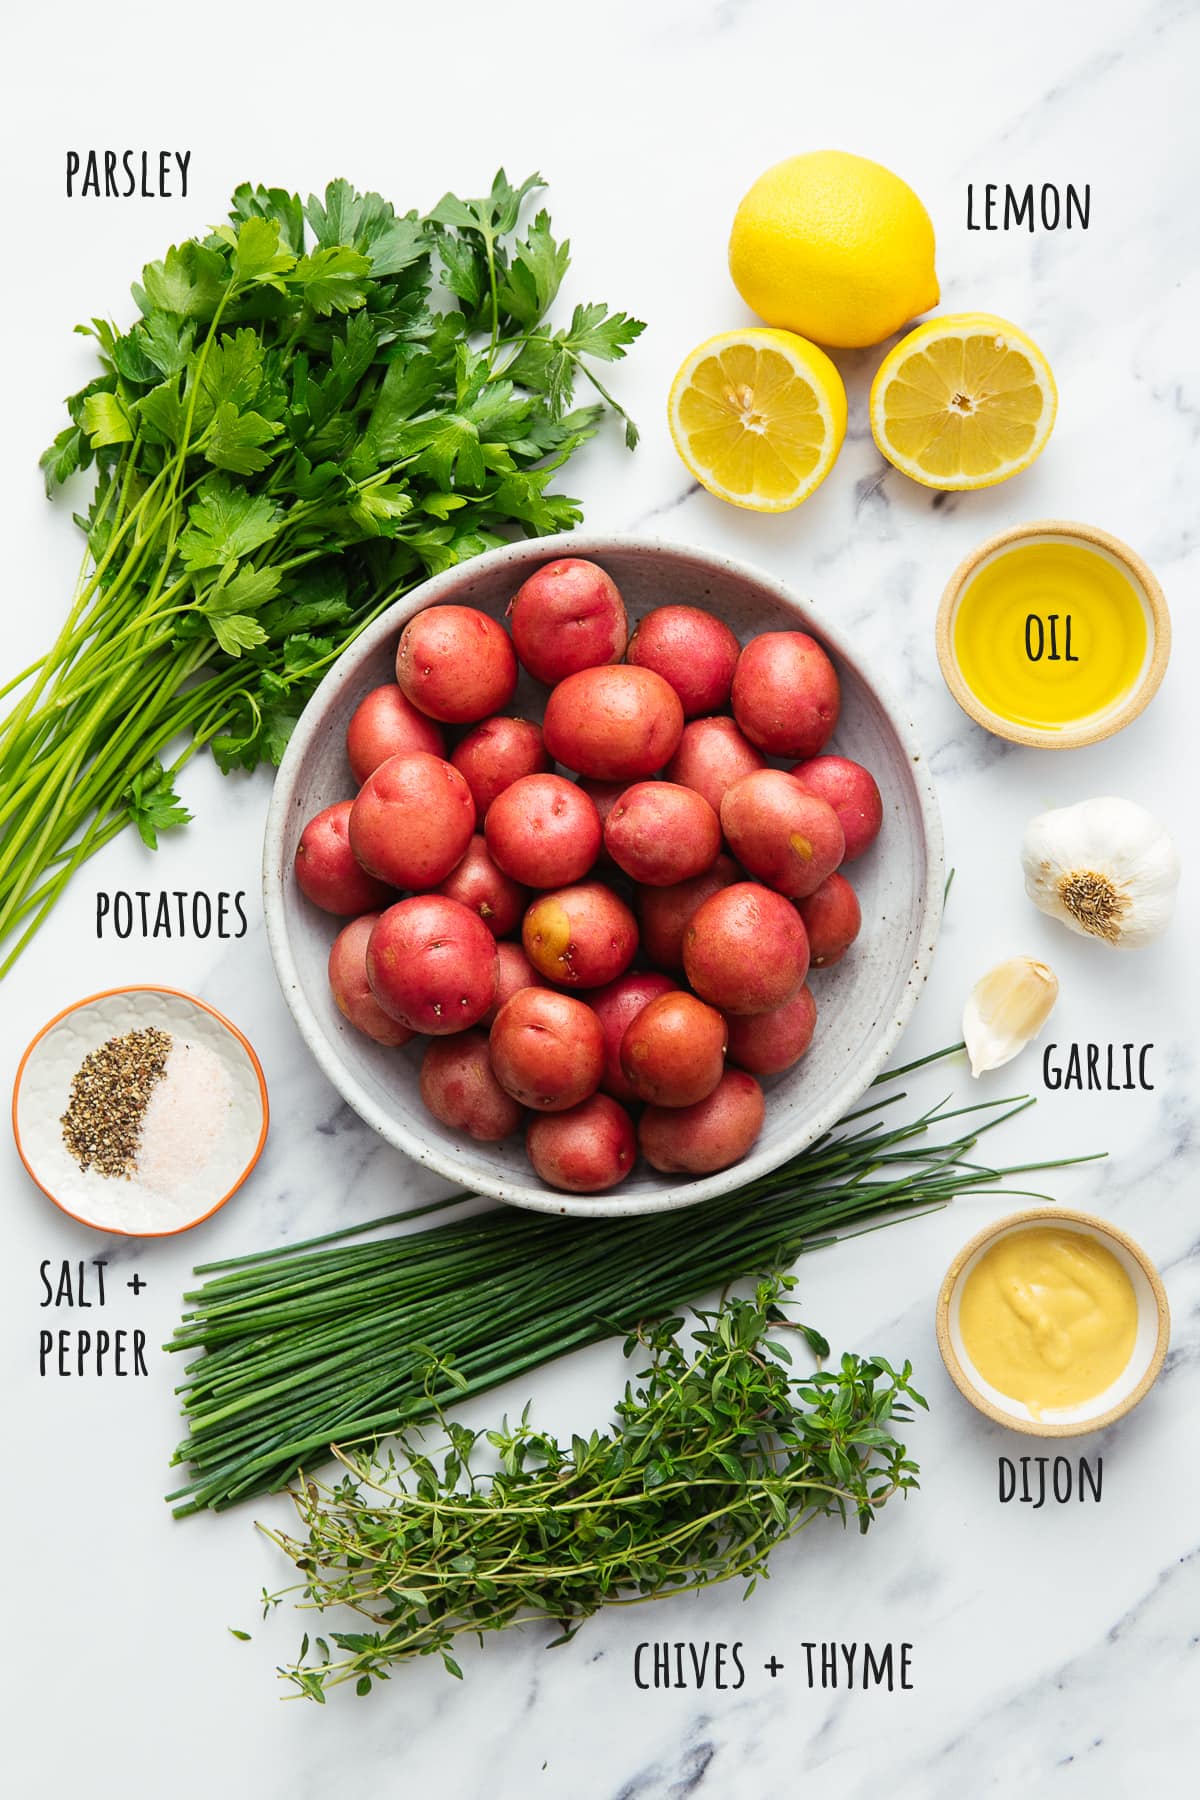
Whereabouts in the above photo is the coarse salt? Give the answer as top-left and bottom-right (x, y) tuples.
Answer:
(137, 1040), (235, 1196)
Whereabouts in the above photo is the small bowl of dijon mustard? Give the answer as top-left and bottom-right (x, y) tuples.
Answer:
(936, 1208), (1169, 1436)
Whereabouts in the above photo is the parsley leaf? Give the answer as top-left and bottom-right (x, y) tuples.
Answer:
(205, 606), (269, 656)
(179, 477), (282, 569)
(295, 247), (372, 315)
(123, 761), (192, 850)
(199, 328), (264, 413)
(497, 212), (569, 326)
(134, 241), (226, 319)
(204, 403), (282, 475)
(230, 183), (306, 254)
(81, 391), (133, 449)
(135, 312), (194, 377)
(39, 425), (88, 494)
(560, 302), (646, 362)
(233, 216), (297, 285)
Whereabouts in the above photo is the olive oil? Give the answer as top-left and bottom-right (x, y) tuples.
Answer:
(953, 538), (1148, 732)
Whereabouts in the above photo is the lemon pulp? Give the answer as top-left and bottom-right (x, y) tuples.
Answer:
(668, 329), (846, 512)
(953, 539), (1148, 731)
(870, 313), (1056, 489)
(959, 1227), (1137, 1416)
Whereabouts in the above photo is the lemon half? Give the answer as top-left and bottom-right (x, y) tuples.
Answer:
(870, 313), (1057, 490)
(668, 328), (846, 512)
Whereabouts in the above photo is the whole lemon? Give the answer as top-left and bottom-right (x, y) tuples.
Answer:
(729, 150), (939, 349)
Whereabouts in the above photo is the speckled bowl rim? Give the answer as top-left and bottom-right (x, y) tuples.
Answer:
(935, 520), (1171, 750)
(11, 985), (271, 1237)
(935, 1206), (1170, 1436)
(263, 531), (944, 1218)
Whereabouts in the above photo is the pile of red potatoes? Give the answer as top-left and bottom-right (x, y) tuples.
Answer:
(295, 558), (882, 1194)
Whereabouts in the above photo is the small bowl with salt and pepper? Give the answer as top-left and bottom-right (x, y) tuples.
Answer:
(12, 986), (269, 1236)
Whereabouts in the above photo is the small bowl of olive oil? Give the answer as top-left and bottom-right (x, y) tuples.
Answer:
(936, 521), (1170, 750)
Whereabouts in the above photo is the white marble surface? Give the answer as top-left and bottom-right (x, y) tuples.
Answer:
(3, 1), (1198, 1794)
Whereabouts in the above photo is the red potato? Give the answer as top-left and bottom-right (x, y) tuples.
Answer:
(484, 774), (601, 888)
(483, 941), (549, 1026)
(526, 1094), (637, 1193)
(349, 752), (475, 889)
(542, 666), (685, 782)
(604, 782), (721, 887)
(636, 854), (740, 970)
(619, 991), (727, 1107)
(295, 801), (393, 915)
(725, 985), (817, 1076)
(327, 914), (414, 1047)
(508, 558), (628, 684)
(587, 971), (679, 1102)
(663, 715), (766, 815)
(435, 835), (525, 939)
(367, 896), (498, 1034)
(720, 771), (845, 900)
(489, 988), (605, 1111)
(789, 755), (883, 862)
(627, 605), (740, 718)
(522, 883), (638, 988)
(395, 604), (517, 723)
(346, 684), (446, 785)
(639, 1069), (766, 1175)
(450, 716), (551, 818)
(731, 631), (841, 758)
(797, 872), (862, 966)
(683, 882), (810, 1015)
(419, 1032), (524, 1142)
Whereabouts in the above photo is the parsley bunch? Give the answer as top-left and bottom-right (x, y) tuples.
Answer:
(263, 1274), (925, 1702)
(0, 172), (642, 973)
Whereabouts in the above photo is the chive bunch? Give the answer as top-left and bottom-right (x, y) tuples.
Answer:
(166, 1052), (1097, 1516)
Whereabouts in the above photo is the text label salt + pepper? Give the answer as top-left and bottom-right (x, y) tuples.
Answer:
(38, 1257), (149, 1378)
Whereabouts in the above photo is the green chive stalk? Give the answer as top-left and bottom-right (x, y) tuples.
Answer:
(165, 1053), (1101, 1516)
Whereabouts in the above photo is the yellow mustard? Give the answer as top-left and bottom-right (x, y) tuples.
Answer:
(959, 1226), (1137, 1415)
(953, 539), (1147, 731)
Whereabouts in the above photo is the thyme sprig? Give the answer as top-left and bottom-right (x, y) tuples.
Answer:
(264, 1274), (925, 1702)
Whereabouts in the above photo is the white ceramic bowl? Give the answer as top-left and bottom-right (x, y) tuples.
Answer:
(936, 1208), (1170, 1436)
(13, 986), (269, 1236)
(263, 534), (944, 1217)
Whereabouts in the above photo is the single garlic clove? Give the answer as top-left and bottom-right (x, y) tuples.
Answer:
(963, 957), (1059, 1078)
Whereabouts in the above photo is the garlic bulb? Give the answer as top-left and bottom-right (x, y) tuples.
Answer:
(963, 957), (1059, 1077)
(1021, 797), (1179, 949)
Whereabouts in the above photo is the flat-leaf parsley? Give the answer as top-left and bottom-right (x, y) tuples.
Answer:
(0, 172), (643, 973)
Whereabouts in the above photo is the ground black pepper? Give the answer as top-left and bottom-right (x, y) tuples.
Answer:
(60, 1027), (172, 1178)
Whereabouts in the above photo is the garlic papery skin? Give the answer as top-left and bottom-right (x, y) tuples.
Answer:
(1020, 796), (1180, 949)
(964, 957), (1059, 1078)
